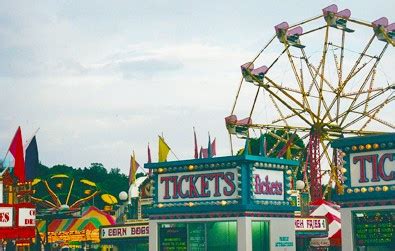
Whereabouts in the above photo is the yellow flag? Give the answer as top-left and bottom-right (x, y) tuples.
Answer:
(129, 151), (139, 185)
(158, 136), (171, 162)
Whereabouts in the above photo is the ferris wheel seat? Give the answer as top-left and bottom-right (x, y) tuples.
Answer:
(251, 65), (268, 81)
(372, 17), (389, 28)
(372, 17), (395, 43)
(322, 4), (338, 16)
(336, 9), (351, 19)
(274, 22), (289, 33)
(323, 6), (354, 32)
(287, 26), (303, 36)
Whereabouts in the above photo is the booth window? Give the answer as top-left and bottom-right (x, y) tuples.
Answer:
(159, 221), (237, 251)
(252, 221), (270, 251)
(207, 222), (237, 251)
(353, 210), (395, 251)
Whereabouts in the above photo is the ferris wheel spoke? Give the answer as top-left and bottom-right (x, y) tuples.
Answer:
(301, 49), (335, 122)
(340, 43), (389, 126)
(272, 111), (305, 124)
(342, 98), (395, 130)
(231, 35), (277, 114)
(317, 26), (330, 119)
(338, 35), (375, 90)
(265, 76), (316, 125)
(332, 86), (393, 125)
(269, 94), (289, 126)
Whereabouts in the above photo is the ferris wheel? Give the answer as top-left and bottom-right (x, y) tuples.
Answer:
(228, 4), (394, 202)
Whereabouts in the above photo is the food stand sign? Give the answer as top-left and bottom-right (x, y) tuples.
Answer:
(294, 218), (327, 231)
(158, 168), (238, 203)
(101, 224), (149, 239)
(18, 208), (36, 227)
(0, 207), (13, 227)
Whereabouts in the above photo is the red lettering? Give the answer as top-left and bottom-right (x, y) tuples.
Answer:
(223, 172), (236, 196)
(353, 155), (372, 183)
(378, 153), (395, 181)
(200, 174), (210, 197)
(160, 176), (173, 199)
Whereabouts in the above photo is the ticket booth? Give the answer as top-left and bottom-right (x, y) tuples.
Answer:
(332, 133), (395, 251)
(145, 154), (299, 251)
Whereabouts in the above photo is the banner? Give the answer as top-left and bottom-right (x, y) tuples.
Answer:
(0, 207), (13, 227)
(18, 208), (36, 227)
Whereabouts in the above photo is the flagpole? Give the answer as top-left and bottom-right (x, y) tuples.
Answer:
(229, 133), (234, 156)
(25, 127), (40, 149)
(160, 134), (179, 160)
(170, 149), (179, 160)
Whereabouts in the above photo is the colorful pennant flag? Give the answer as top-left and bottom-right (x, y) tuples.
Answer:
(200, 137), (216, 158)
(129, 151), (140, 185)
(211, 138), (217, 157)
(194, 128), (198, 159)
(147, 143), (152, 175)
(147, 143), (152, 163)
(9, 127), (25, 182)
(158, 136), (171, 162)
(25, 135), (39, 181)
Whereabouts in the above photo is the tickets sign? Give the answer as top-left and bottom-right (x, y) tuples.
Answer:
(158, 168), (238, 203)
(0, 207), (13, 227)
(252, 169), (284, 201)
(350, 150), (395, 187)
(18, 208), (36, 227)
(101, 225), (149, 239)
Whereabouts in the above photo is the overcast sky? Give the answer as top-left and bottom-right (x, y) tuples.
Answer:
(1, 0), (394, 175)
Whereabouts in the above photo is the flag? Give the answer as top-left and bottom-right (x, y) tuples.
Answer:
(200, 147), (208, 158)
(211, 138), (216, 157)
(194, 128), (198, 159)
(158, 136), (170, 162)
(9, 127), (25, 182)
(147, 143), (152, 175)
(147, 143), (152, 163)
(129, 151), (140, 185)
(25, 136), (39, 181)
(207, 135), (211, 158)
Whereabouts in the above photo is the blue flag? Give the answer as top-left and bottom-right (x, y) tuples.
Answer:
(25, 136), (39, 181)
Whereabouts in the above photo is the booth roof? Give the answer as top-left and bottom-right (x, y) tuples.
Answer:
(37, 206), (115, 233)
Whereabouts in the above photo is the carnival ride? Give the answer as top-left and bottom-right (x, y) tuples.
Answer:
(31, 174), (100, 211)
(227, 4), (394, 202)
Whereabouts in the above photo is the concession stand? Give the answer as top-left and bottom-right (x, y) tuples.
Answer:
(145, 154), (299, 251)
(332, 133), (395, 251)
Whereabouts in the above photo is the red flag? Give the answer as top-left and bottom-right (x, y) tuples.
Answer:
(200, 147), (208, 158)
(194, 128), (198, 159)
(148, 144), (152, 163)
(211, 138), (216, 157)
(9, 127), (25, 182)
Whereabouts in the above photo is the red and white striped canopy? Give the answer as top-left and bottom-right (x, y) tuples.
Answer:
(310, 199), (341, 246)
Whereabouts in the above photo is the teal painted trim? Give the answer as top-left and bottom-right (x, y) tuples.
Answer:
(146, 204), (297, 215)
(245, 155), (299, 166)
(144, 154), (299, 169)
(241, 161), (249, 205)
(331, 133), (395, 149)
